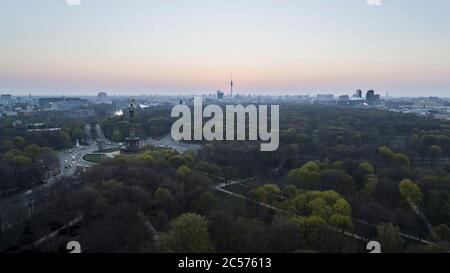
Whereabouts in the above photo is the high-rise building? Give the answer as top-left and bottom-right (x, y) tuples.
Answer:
(354, 89), (362, 98)
(38, 97), (87, 110)
(339, 95), (349, 101)
(365, 90), (381, 106)
(338, 95), (350, 105)
(1, 94), (12, 106)
(315, 94), (335, 105)
(316, 94), (334, 101)
(366, 90), (375, 105)
(217, 90), (224, 100)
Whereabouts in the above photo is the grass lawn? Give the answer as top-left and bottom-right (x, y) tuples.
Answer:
(94, 147), (120, 153)
(82, 153), (103, 163)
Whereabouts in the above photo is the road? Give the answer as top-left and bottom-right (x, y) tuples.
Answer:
(143, 134), (201, 153)
(0, 143), (113, 232)
(0, 131), (198, 232)
(0, 124), (118, 232)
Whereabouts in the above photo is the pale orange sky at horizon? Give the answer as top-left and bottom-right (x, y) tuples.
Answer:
(1, 0), (450, 96)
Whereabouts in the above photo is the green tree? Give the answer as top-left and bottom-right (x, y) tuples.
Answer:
(1, 139), (14, 151)
(423, 242), (448, 253)
(175, 165), (191, 179)
(282, 185), (299, 199)
(72, 128), (85, 143)
(375, 223), (405, 253)
(39, 147), (60, 170)
(399, 178), (423, 204)
(432, 224), (450, 242)
(363, 175), (378, 199)
(332, 198), (352, 216)
(250, 184), (281, 204)
(307, 197), (331, 219)
(358, 162), (374, 176)
(70, 187), (107, 219)
(193, 161), (222, 176)
(192, 192), (218, 215)
(169, 155), (187, 168)
(288, 161), (321, 189)
(161, 213), (215, 252)
(378, 146), (394, 162)
(153, 187), (174, 204)
(24, 144), (41, 160)
(291, 215), (327, 246)
(11, 155), (32, 187)
(13, 136), (26, 148)
(392, 153), (411, 168)
(329, 214), (353, 233)
(427, 145), (443, 168)
(111, 129), (122, 142)
(57, 130), (72, 148)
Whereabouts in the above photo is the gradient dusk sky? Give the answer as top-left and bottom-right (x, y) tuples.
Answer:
(1, 0), (450, 97)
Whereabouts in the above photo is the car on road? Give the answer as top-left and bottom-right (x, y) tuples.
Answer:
(24, 190), (32, 198)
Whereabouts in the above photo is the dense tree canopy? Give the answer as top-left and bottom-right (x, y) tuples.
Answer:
(3, 103), (450, 253)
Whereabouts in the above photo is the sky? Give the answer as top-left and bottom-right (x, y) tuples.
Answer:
(1, 0), (450, 97)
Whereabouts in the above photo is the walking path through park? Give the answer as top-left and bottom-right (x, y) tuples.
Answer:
(407, 199), (436, 242)
(209, 168), (436, 246)
(215, 184), (371, 243)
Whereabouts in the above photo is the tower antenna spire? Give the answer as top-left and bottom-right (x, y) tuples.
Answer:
(230, 74), (233, 98)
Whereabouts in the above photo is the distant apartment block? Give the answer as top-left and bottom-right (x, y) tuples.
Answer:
(366, 90), (381, 106)
(216, 90), (224, 100)
(314, 94), (336, 105)
(354, 89), (362, 98)
(1, 94), (12, 106)
(38, 97), (87, 110)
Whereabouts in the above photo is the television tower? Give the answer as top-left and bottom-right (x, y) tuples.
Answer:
(230, 75), (233, 98)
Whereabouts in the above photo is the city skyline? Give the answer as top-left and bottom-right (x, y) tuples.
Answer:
(1, 0), (450, 97)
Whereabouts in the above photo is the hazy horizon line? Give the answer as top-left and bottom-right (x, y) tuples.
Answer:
(4, 91), (449, 99)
